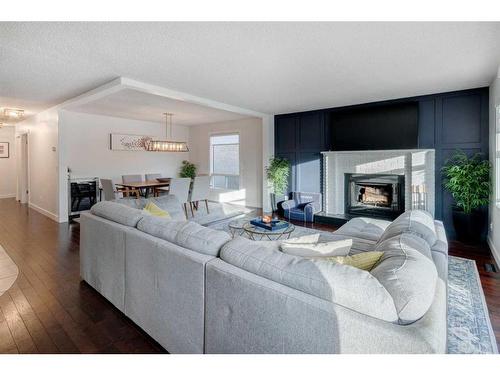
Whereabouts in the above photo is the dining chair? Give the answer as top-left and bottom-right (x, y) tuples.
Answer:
(189, 175), (210, 216)
(122, 174), (143, 183)
(167, 177), (192, 218)
(145, 173), (162, 181)
(145, 173), (162, 196)
(101, 179), (140, 200)
(122, 174), (144, 196)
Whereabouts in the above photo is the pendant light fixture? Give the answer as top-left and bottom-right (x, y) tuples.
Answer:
(147, 112), (189, 152)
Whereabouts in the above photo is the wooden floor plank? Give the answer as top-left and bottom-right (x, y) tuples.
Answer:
(0, 198), (164, 354)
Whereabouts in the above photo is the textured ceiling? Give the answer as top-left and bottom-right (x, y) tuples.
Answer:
(68, 88), (253, 125)
(1, 22), (500, 120)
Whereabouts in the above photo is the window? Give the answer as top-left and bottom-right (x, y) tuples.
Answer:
(210, 134), (240, 190)
(496, 106), (500, 207)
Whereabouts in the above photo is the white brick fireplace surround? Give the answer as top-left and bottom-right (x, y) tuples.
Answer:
(322, 149), (436, 216)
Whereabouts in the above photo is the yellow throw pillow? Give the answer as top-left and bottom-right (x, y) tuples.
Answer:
(324, 251), (384, 271)
(143, 202), (171, 218)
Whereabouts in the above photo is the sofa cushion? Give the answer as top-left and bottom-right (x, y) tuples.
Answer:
(377, 210), (437, 247)
(334, 217), (391, 243)
(175, 221), (231, 256)
(90, 201), (145, 227)
(324, 251), (384, 271)
(220, 236), (398, 322)
(142, 202), (171, 218)
(114, 195), (186, 221)
(137, 217), (230, 256)
(372, 232), (438, 324)
(137, 215), (188, 243)
(280, 238), (352, 257)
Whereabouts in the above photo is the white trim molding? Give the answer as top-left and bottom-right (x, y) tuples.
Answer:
(0, 194), (16, 199)
(487, 235), (500, 268)
(28, 202), (60, 223)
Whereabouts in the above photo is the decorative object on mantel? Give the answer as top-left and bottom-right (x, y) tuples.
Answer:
(147, 112), (189, 152)
(442, 150), (491, 243)
(110, 133), (153, 151)
(0, 142), (9, 158)
(266, 157), (290, 212)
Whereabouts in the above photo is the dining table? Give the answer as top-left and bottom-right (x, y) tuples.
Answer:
(115, 179), (171, 198)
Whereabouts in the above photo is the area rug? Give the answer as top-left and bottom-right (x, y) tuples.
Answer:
(0, 245), (19, 297)
(447, 256), (498, 354)
(208, 219), (498, 354)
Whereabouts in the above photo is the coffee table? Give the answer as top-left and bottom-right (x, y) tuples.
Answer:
(242, 221), (295, 241)
(227, 218), (248, 237)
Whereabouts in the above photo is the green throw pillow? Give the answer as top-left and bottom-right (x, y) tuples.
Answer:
(143, 202), (171, 218)
(324, 251), (384, 271)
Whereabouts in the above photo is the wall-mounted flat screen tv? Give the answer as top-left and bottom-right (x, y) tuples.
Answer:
(330, 102), (419, 151)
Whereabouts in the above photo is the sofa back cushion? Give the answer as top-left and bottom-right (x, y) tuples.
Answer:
(372, 232), (438, 324)
(175, 222), (231, 256)
(377, 210), (437, 248)
(90, 201), (145, 227)
(114, 195), (186, 221)
(137, 215), (188, 243)
(220, 236), (398, 322)
(137, 216), (231, 256)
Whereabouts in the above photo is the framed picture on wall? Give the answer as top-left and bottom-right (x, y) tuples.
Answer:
(0, 142), (9, 158)
(109, 134), (153, 151)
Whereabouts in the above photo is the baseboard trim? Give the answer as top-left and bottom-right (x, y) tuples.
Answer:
(0, 194), (16, 199)
(487, 235), (500, 268)
(28, 202), (59, 223)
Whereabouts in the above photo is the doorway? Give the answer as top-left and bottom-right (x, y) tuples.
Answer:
(16, 133), (28, 204)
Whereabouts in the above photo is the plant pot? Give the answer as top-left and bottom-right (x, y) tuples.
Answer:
(451, 208), (486, 244)
(270, 193), (287, 212)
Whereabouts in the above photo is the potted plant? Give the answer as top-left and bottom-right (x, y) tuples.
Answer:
(179, 160), (197, 179)
(266, 157), (290, 212)
(442, 150), (491, 243)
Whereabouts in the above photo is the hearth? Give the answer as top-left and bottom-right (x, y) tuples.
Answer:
(345, 173), (405, 219)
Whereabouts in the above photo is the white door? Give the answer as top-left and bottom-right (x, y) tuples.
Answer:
(16, 133), (28, 204)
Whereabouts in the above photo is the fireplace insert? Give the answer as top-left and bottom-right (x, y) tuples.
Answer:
(345, 173), (405, 219)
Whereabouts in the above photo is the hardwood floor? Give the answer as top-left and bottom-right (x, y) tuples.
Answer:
(0, 198), (165, 353)
(0, 198), (498, 353)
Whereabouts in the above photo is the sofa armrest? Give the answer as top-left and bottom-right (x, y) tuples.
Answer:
(305, 200), (322, 214)
(281, 199), (296, 211)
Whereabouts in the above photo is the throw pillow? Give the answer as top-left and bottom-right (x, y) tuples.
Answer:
(143, 202), (171, 218)
(282, 234), (320, 244)
(323, 251), (384, 271)
(281, 238), (352, 257)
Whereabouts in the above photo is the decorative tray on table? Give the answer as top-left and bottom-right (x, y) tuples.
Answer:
(249, 218), (289, 231)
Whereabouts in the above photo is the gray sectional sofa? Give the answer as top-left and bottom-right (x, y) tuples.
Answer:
(80, 197), (448, 354)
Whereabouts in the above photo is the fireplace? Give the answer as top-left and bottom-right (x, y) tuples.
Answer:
(345, 173), (405, 219)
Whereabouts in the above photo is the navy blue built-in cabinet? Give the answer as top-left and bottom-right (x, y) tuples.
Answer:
(274, 87), (489, 238)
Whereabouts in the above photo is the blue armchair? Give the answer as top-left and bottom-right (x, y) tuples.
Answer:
(282, 192), (322, 222)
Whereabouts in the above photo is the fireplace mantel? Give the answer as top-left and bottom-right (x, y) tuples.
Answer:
(322, 149), (435, 217)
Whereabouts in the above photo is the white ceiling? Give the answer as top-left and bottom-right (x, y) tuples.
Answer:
(68, 88), (253, 126)
(1, 22), (500, 119)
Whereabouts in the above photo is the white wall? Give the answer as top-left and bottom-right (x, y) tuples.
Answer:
(16, 107), (60, 221)
(58, 110), (190, 221)
(189, 118), (263, 208)
(0, 127), (16, 198)
(488, 68), (500, 266)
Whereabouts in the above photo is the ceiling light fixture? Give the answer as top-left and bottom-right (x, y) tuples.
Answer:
(146, 113), (189, 152)
(3, 108), (24, 119)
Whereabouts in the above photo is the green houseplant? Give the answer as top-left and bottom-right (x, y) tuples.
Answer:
(442, 150), (491, 243)
(179, 160), (197, 179)
(266, 157), (290, 211)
